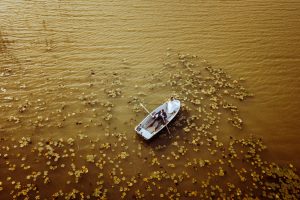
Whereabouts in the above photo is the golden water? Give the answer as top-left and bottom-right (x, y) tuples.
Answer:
(0, 0), (300, 199)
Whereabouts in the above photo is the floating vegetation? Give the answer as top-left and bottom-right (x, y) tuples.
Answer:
(0, 52), (299, 199)
(105, 88), (122, 98)
(86, 154), (96, 163)
(18, 137), (31, 148)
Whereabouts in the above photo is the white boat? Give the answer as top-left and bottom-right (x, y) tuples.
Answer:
(135, 99), (181, 140)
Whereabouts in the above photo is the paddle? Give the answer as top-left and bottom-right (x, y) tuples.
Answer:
(139, 103), (151, 116)
(162, 118), (171, 135)
(139, 103), (171, 135)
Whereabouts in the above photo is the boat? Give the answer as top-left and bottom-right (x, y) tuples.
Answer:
(135, 99), (181, 140)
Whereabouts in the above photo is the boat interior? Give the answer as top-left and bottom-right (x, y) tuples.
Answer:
(142, 103), (178, 133)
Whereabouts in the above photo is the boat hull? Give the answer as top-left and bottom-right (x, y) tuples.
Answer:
(135, 100), (180, 140)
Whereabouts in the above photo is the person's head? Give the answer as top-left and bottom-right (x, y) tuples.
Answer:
(162, 109), (165, 112)
(170, 96), (174, 101)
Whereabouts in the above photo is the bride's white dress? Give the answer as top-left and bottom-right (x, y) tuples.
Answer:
(167, 100), (180, 114)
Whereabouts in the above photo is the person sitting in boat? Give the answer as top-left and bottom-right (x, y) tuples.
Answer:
(167, 97), (179, 114)
(147, 109), (168, 131)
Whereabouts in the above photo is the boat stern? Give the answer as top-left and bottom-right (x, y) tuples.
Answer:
(135, 125), (153, 140)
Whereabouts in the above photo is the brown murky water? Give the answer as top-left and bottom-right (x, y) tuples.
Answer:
(1, 0), (300, 199)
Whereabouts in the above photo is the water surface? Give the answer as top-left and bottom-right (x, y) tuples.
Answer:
(0, 0), (300, 199)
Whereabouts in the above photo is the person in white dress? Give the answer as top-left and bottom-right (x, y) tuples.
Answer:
(166, 97), (179, 114)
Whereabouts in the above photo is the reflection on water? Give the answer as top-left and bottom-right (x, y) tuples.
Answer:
(0, 0), (300, 199)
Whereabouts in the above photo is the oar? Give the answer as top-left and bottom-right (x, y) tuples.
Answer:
(139, 103), (151, 116)
(139, 103), (171, 135)
(163, 118), (171, 135)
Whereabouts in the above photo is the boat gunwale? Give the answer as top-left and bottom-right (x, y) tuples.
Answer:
(135, 100), (181, 140)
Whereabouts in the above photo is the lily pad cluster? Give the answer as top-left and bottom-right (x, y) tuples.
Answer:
(0, 52), (299, 199)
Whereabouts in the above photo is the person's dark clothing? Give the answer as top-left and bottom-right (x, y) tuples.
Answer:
(148, 110), (168, 131)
